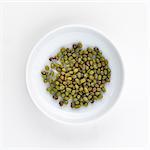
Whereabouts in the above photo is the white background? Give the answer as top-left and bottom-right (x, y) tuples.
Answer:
(0, 1), (149, 150)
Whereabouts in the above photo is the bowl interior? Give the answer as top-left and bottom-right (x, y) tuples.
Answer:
(26, 25), (124, 124)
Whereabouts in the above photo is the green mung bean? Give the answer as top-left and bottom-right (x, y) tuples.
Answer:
(41, 42), (111, 108)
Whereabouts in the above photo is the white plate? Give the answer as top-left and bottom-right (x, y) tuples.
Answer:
(26, 25), (124, 124)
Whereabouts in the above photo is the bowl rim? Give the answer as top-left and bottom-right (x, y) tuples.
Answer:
(26, 24), (125, 125)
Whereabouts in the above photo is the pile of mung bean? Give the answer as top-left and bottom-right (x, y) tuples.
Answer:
(41, 42), (111, 109)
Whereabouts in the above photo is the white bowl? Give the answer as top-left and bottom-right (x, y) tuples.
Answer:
(26, 24), (124, 125)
